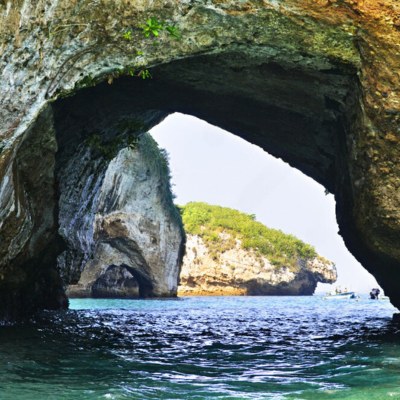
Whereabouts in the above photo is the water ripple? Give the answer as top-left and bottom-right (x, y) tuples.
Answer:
(0, 296), (398, 399)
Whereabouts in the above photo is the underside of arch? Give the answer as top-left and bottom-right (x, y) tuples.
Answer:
(49, 50), (400, 311)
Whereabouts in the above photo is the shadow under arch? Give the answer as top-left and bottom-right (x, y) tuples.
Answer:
(92, 263), (154, 299)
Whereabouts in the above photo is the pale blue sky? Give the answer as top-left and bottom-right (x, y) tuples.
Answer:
(150, 113), (380, 294)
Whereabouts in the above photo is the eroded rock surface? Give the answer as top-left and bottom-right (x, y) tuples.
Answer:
(0, 0), (400, 316)
(66, 136), (184, 299)
(178, 235), (336, 296)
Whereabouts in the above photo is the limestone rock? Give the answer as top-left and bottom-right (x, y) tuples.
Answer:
(0, 0), (400, 316)
(178, 235), (337, 296)
(65, 135), (185, 299)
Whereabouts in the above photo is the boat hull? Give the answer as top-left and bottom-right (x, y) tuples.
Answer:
(324, 292), (356, 300)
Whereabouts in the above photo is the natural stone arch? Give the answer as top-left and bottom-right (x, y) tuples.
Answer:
(0, 1), (399, 318)
(91, 264), (141, 298)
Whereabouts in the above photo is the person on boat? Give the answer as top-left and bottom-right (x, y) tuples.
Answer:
(370, 288), (380, 300)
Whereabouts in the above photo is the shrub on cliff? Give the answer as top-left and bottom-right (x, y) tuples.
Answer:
(179, 202), (317, 270)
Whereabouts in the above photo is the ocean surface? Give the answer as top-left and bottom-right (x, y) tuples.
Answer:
(0, 296), (399, 399)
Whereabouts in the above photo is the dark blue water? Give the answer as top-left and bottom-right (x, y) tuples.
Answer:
(0, 296), (399, 399)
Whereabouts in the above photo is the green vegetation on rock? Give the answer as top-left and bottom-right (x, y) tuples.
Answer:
(179, 202), (317, 269)
(139, 134), (181, 226)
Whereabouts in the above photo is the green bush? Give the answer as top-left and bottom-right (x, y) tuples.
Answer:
(179, 202), (318, 270)
(139, 133), (181, 226)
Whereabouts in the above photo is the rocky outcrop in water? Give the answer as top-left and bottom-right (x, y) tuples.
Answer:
(0, 1), (400, 317)
(179, 234), (336, 296)
(178, 203), (336, 296)
(65, 135), (184, 299)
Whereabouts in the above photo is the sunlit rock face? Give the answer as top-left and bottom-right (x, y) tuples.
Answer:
(63, 140), (184, 299)
(178, 235), (337, 296)
(0, 0), (400, 317)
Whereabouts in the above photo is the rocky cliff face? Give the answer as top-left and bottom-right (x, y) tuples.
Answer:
(66, 135), (184, 299)
(178, 235), (336, 296)
(0, 0), (400, 317)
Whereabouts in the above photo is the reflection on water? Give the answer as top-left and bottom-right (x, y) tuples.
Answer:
(0, 296), (399, 399)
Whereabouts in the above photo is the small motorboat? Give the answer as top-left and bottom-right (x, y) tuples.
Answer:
(324, 289), (358, 300)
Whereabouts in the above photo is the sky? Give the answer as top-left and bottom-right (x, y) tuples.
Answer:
(150, 113), (380, 294)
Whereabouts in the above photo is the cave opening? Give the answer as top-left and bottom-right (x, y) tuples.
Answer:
(2, 2), (400, 396)
(6, 50), (399, 317)
(51, 51), (364, 302)
(91, 264), (153, 298)
(149, 112), (380, 294)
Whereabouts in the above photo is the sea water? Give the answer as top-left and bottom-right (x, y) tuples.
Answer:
(0, 296), (399, 399)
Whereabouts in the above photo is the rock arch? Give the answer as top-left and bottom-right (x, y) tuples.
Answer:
(0, 1), (399, 318)
(71, 263), (154, 299)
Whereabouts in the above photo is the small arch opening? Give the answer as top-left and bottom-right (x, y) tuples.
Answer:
(91, 264), (154, 299)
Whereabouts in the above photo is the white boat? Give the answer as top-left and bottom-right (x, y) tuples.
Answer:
(324, 291), (357, 300)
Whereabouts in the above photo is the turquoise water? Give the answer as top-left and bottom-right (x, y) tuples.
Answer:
(0, 296), (399, 399)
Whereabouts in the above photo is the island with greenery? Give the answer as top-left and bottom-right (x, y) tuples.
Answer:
(178, 202), (337, 296)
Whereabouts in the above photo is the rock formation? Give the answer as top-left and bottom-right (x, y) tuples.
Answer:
(65, 135), (184, 299)
(179, 234), (336, 296)
(178, 203), (336, 296)
(0, 1), (400, 317)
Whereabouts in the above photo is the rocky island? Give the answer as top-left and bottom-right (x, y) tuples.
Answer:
(66, 134), (185, 299)
(178, 203), (336, 296)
